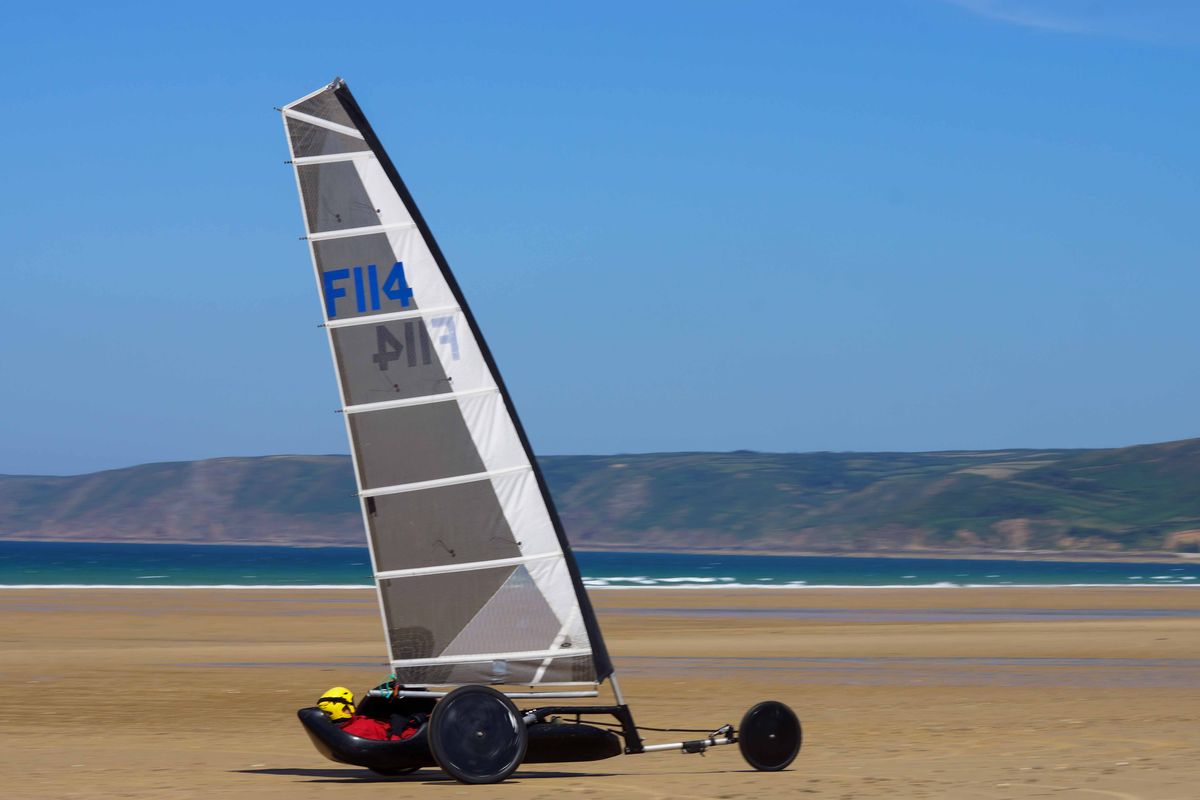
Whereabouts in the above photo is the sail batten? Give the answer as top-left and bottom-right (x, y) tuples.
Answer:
(281, 79), (613, 687)
(325, 304), (460, 329)
(390, 648), (594, 667)
(292, 150), (378, 166)
(344, 386), (498, 415)
(307, 221), (417, 242)
(358, 466), (530, 498)
(283, 108), (365, 139)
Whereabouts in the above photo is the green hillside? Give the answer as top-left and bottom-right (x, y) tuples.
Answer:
(0, 456), (360, 546)
(540, 440), (1200, 555)
(3, 439), (1200, 556)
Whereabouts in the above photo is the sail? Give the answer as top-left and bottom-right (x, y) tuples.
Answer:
(280, 80), (612, 687)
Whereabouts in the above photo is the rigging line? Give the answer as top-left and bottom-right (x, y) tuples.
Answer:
(555, 719), (722, 734)
(626, 725), (728, 733)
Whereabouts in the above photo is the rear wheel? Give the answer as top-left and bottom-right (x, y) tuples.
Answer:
(738, 701), (801, 771)
(429, 685), (527, 784)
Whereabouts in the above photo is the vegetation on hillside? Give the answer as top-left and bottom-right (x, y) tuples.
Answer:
(2, 439), (1199, 555)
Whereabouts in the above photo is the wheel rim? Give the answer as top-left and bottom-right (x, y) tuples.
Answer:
(430, 686), (526, 783)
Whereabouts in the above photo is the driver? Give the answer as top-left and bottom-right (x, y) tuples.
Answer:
(316, 686), (423, 741)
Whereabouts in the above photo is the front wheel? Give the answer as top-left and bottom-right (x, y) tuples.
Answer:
(429, 685), (527, 784)
(738, 700), (801, 771)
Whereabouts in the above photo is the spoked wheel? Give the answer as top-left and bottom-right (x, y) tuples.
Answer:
(429, 685), (527, 784)
(738, 700), (802, 771)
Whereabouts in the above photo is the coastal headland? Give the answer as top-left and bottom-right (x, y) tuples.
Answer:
(5, 438), (1200, 558)
(2, 586), (1196, 798)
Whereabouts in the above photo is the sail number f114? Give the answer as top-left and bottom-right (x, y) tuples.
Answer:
(373, 318), (459, 371)
(322, 261), (412, 318)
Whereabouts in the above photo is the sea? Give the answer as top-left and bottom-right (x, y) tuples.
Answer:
(1, 540), (1197, 588)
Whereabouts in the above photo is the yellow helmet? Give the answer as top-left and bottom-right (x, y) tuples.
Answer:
(317, 686), (356, 721)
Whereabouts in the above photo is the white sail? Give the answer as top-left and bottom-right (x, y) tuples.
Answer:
(280, 80), (611, 687)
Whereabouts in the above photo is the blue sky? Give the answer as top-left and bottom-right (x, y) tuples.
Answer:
(1, 1), (1198, 475)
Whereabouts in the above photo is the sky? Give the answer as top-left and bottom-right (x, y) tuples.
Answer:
(1, 1), (1198, 475)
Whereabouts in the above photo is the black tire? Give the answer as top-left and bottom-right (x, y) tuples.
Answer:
(738, 700), (801, 771)
(429, 685), (527, 784)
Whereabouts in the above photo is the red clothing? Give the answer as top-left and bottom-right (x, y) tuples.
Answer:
(339, 715), (397, 740)
(338, 714), (423, 741)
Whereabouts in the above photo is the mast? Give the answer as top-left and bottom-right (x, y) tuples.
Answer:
(280, 79), (612, 688)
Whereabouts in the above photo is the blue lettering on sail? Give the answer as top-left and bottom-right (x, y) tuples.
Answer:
(381, 261), (414, 307)
(353, 266), (366, 312)
(323, 262), (414, 318)
(431, 316), (460, 360)
(367, 263), (380, 310)
(322, 268), (350, 318)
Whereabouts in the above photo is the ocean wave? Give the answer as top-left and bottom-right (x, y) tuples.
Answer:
(581, 580), (1200, 589)
(2, 581), (1198, 591)
(585, 580), (961, 589)
(0, 584), (375, 589)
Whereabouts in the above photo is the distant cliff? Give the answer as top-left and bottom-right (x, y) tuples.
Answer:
(3, 439), (1200, 557)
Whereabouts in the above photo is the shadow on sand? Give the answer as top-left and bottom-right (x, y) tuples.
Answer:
(235, 767), (618, 783)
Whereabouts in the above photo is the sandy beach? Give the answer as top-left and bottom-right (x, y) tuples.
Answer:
(1, 587), (1197, 799)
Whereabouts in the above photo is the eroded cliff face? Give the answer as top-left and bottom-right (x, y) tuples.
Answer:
(4, 439), (1200, 556)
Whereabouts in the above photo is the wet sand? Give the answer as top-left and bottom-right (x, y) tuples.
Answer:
(1, 587), (1197, 799)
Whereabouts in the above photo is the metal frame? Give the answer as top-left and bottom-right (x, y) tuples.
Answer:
(372, 675), (739, 758)
(371, 689), (598, 700)
(520, 704), (735, 757)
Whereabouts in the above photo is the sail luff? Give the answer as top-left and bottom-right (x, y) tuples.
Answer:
(279, 87), (398, 673)
(281, 79), (613, 686)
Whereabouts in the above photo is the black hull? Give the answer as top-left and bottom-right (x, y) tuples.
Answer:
(525, 721), (623, 763)
(298, 708), (622, 772)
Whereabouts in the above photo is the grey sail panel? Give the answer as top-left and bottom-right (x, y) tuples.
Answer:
(297, 161), (382, 234)
(286, 118), (371, 158)
(290, 91), (357, 128)
(349, 403), (485, 490)
(367, 484), (520, 573)
(380, 566), (515, 661)
(330, 319), (451, 405)
(329, 309), (487, 406)
(378, 558), (589, 685)
(281, 79), (612, 685)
